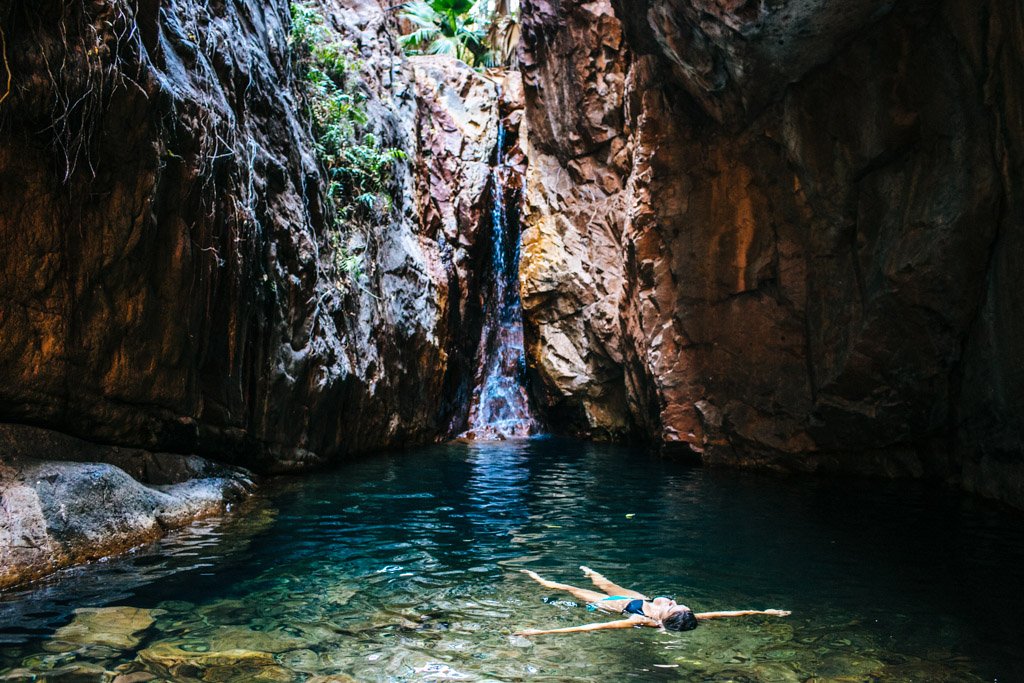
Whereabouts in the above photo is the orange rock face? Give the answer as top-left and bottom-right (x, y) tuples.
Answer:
(520, 0), (1024, 505)
(519, 0), (634, 438)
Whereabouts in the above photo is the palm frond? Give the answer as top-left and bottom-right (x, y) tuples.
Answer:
(401, 3), (443, 28)
(426, 34), (461, 57)
(399, 27), (441, 50)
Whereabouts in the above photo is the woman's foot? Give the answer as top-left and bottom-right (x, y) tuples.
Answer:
(579, 565), (594, 577)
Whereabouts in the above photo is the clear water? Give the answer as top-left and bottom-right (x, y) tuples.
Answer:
(2, 438), (1023, 682)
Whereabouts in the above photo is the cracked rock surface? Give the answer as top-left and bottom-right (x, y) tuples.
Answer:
(520, 0), (1024, 506)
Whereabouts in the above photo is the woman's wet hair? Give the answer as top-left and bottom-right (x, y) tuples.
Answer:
(662, 608), (699, 632)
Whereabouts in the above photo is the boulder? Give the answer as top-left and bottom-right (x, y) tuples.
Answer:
(0, 447), (253, 590)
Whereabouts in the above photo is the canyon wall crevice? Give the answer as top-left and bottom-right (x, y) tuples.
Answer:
(520, 0), (1024, 505)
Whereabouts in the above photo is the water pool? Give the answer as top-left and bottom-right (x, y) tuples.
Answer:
(1, 438), (1022, 681)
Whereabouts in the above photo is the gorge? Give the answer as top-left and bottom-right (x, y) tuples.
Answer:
(0, 0), (1023, 677)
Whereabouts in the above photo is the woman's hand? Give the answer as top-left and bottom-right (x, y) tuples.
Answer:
(763, 609), (791, 617)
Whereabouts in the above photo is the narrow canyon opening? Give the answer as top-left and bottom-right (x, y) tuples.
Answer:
(462, 120), (540, 440)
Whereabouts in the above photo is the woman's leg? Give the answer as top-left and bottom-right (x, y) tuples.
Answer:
(579, 566), (647, 599)
(521, 569), (608, 604)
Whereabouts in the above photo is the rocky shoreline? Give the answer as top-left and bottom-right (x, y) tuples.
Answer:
(0, 424), (254, 591)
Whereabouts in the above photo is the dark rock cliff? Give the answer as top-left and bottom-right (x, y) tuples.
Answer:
(0, 0), (500, 473)
(520, 0), (1024, 505)
(0, 0), (516, 587)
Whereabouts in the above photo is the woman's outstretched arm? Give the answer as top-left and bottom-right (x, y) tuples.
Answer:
(515, 616), (655, 636)
(695, 609), (791, 620)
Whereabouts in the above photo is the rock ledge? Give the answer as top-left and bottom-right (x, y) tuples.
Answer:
(0, 424), (254, 591)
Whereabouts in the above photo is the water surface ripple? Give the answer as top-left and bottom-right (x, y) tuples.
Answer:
(1, 438), (1022, 681)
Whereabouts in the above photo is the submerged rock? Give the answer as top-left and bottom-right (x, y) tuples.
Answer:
(111, 673), (157, 683)
(187, 625), (307, 654)
(137, 643), (291, 682)
(53, 607), (159, 650)
(0, 661), (115, 682)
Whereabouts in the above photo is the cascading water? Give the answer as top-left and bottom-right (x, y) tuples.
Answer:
(462, 124), (538, 439)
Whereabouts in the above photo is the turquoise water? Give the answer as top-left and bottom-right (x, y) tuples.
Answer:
(2, 438), (1023, 681)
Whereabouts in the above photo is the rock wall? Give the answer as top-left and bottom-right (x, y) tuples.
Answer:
(520, 0), (1024, 504)
(0, 0), (501, 473)
(410, 56), (505, 434)
(518, 0), (634, 438)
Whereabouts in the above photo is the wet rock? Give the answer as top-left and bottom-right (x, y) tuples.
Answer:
(814, 654), (885, 678)
(111, 673), (157, 683)
(0, 424), (250, 486)
(24, 663), (112, 683)
(275, 649), (320, 673)
(137, 643), (290, 682)
(324, 585), (357, 606)
(193, 625), (306, 654)
(53, 607), (158, 650)
(0, 455), (252, 590)
(748, 663), (800, 683)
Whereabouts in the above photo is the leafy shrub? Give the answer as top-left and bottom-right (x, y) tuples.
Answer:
(289, 1), (407, 285)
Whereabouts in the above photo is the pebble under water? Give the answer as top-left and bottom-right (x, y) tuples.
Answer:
(2, 438), (1023, 682)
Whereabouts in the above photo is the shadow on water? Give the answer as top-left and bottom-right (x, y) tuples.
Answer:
(2, 437), (1023, 681)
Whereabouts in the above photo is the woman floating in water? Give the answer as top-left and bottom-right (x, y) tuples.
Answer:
(515, 566), (791, 635)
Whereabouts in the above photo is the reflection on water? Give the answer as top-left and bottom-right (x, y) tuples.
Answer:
(1, 438), (1023, 681)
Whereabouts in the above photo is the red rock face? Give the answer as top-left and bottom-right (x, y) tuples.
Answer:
(520, 0), (1024, 505)
(519, 0), (634, 438)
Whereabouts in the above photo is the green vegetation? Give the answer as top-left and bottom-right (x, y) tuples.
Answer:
(399, 0), (519, 68)
(289, 1), (406, 285)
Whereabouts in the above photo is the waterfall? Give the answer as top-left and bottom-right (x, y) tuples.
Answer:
(462, 123), (538, 440)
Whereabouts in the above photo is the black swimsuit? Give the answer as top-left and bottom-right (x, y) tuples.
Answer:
(622, 599), (646, 617)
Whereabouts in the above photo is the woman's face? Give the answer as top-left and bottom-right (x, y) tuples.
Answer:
(649, 597), (682, 620)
